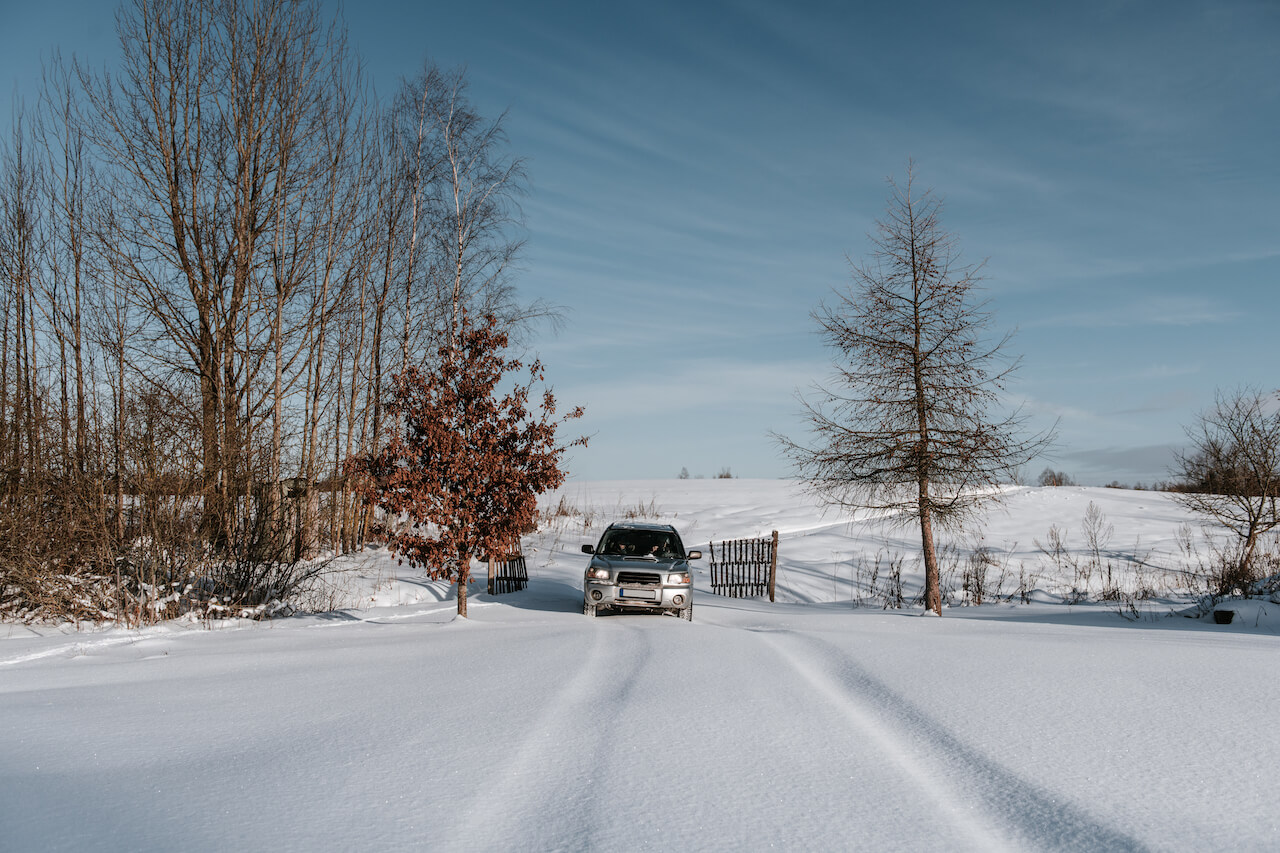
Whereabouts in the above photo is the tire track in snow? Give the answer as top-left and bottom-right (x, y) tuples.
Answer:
(759, 630), (1149, 853)
(442, 620), (651, 850)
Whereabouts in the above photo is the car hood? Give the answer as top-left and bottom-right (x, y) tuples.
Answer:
(588, 555), (689, 571)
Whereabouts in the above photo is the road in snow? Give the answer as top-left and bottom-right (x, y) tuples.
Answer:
(2, 482), (1278, 851)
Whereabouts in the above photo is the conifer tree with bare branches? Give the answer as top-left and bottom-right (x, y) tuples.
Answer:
(778, 164), (1052, 615)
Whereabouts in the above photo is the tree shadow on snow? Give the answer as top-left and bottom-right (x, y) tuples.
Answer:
(486, 577), (587, 614)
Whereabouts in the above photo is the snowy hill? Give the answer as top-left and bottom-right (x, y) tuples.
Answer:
(533, 480), (1246, 612)
(3, 481), (1278, 851)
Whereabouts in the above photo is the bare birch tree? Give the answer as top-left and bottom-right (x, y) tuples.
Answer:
(778, 164), (1052, 615)
(427, 66), (528, 346)
(383, 63), (542, 361)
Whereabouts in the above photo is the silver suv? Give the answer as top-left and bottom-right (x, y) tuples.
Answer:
(582, 522), (702, 620)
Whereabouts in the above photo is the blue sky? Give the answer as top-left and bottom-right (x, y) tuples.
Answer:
(3, 0), (1277, 484)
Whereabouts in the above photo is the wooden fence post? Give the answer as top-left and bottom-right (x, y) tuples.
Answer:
(769, 530), (778, 602)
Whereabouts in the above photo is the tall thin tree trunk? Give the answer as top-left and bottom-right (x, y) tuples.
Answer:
(919, 482), (941, 615)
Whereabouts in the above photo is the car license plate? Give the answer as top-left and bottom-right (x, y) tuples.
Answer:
(619, 588), (656, 600)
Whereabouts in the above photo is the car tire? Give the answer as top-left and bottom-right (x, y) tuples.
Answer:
(584, 601), (597, 617)
(681, 603), (693, 622)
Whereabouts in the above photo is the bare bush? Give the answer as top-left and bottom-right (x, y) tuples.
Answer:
(1082, 501), (1117, 599)
(1171, 388), (1280, 595)
(848, 548), (907, 609)
(963, 545), (997, 605)
(1034, 523), (1085, 602)
(880, 553), (905, 610)
(934, 541), (962, 606)
(620, 497), (662, 520)
(1176, 522), (1280, 605)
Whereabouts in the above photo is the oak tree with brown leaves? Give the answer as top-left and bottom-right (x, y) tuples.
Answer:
(348, 312), (585, 617)
(778, 164), (1052, 615)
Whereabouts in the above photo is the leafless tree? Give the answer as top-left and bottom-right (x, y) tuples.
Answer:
(78, 0), (364, 552)
(1038, 467), (1074, 487)
(0, 114), (43, 499)
(0, 105), (120, 620)
(427, 66), (530, 346)
(0, 113), (48, 606)
(778, 164), (1052, 615)
(34, 59), (96, 487)
(1171, 388), (1280, 592)
(386, 63), (446, 373)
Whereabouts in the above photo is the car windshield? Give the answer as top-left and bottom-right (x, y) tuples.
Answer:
(598, 529), (683, 559)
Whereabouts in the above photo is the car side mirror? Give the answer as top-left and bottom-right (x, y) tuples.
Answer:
(581, 544), (595, 554)
(686, 550), (702, 560)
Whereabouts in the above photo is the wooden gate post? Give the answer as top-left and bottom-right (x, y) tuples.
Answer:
(768, 530), (778, 602)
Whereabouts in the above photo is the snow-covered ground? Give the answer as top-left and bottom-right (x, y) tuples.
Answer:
(3, 481), (1278, 851)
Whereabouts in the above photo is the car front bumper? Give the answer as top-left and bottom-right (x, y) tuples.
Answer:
(584, 581), (692, 611)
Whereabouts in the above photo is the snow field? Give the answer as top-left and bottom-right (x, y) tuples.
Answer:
(2, 480), (1278, 851)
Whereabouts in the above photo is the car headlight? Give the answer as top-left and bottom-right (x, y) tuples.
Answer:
(667, 572), (691, 585)
(587, 568), (610, 580)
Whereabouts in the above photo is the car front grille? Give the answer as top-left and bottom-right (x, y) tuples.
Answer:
(616, 571), (662, 586)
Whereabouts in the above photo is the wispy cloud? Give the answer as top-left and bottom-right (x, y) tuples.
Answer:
(564, 356), (823, 422)
(1024, 294), (1242, 330)
(1017, 395), (1105, 424)
(1111, 390), (1201, 417)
